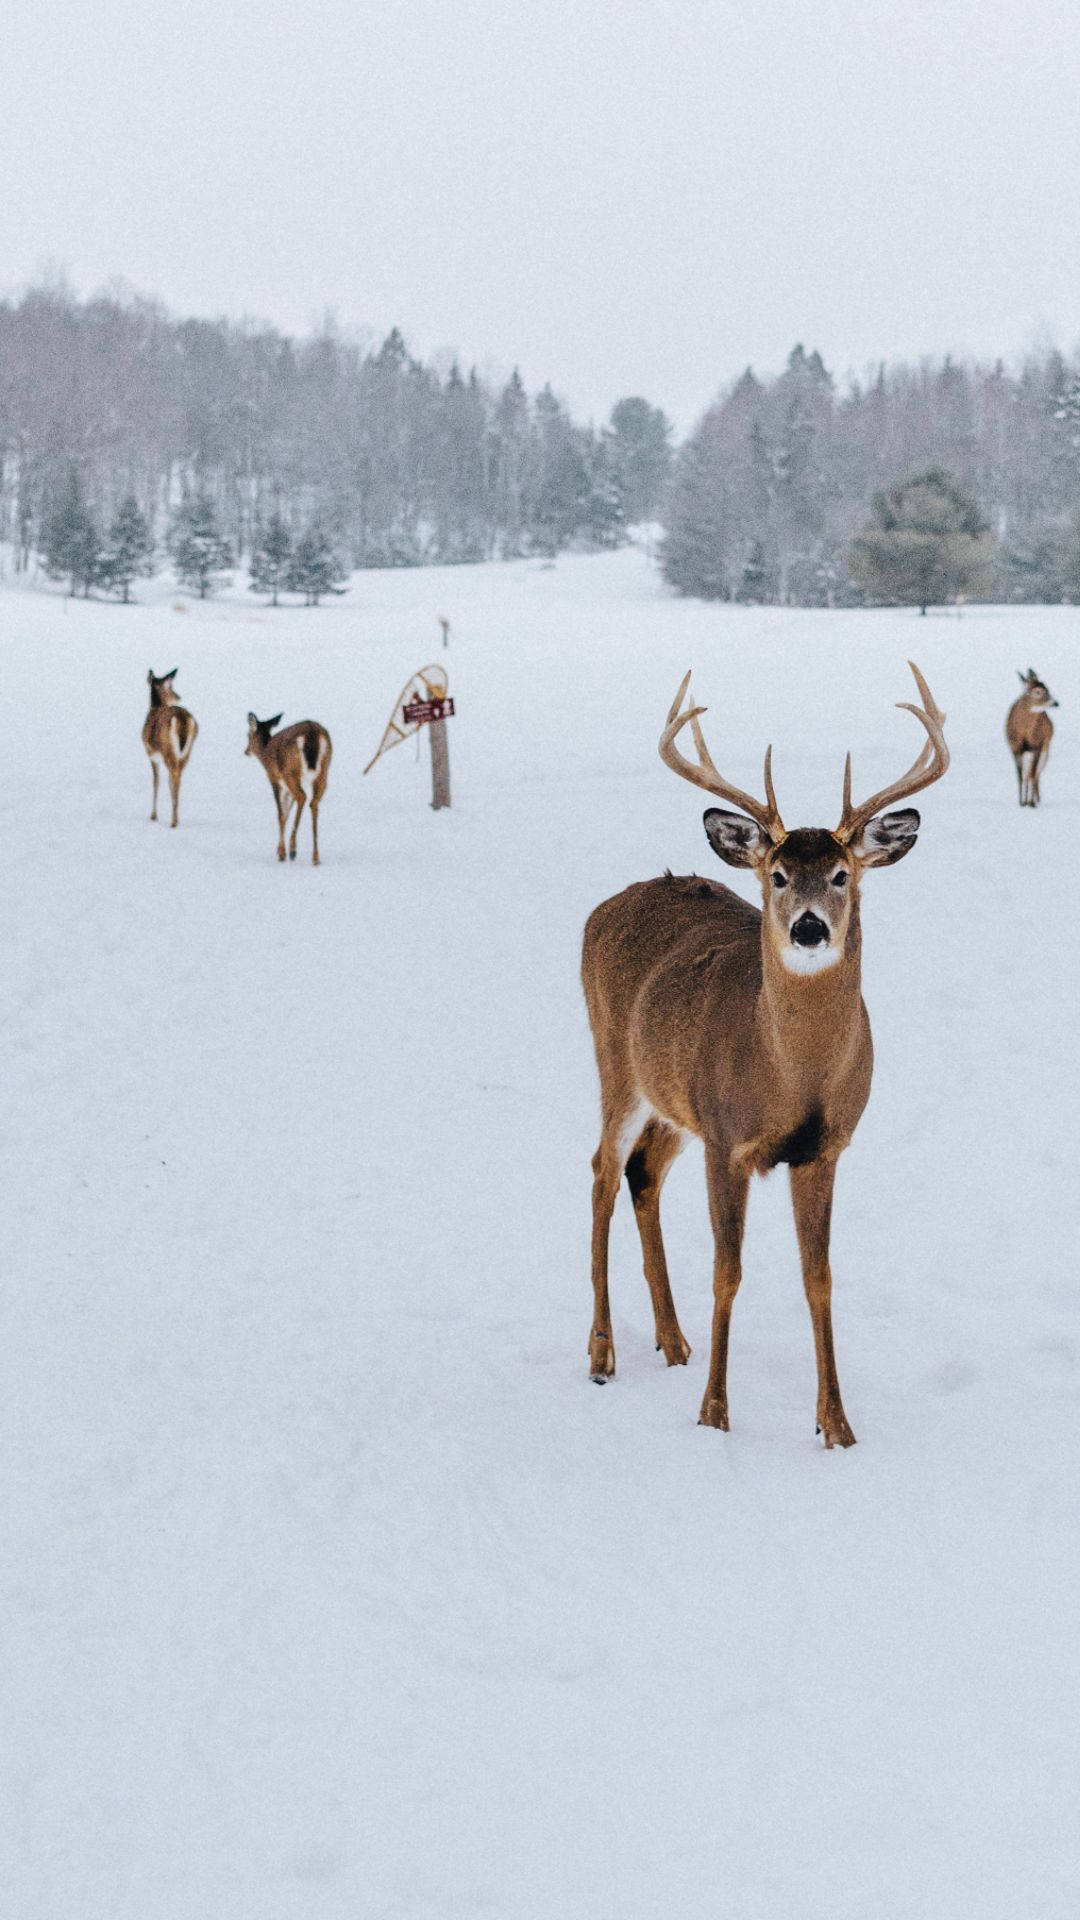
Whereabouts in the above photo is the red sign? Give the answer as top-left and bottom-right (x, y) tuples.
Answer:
(403, 697), (455, 725)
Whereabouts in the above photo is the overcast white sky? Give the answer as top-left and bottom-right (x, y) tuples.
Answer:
(3, 0), (1079, 427)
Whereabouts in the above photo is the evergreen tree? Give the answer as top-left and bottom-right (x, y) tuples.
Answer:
(286, 523), (347, 605)
(581, 434), (626, 548)
(169, 493), (232, 598)
(661, 409), (734, 598)
(849, 468), (994, 613)
(606, 397), (672, 523)
(42, 468), (100, 596)
(249, 512), (293, 604)
(98, 495), (154, 601)
(533, 386), (588, 557)
(737, 539), (769, 602)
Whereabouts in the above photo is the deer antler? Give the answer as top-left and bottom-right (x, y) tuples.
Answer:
(659, 671), (785, 841)
(835, 661), (949, 844)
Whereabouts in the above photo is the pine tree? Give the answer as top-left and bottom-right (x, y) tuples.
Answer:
(661, 410), (734, 599)
(582, 435), (626, 548)
(249, 512), (293, 604)
(606, 397), (672, 524)
(169, 493), (232, 599)
(98, 495), (154, 601)
(286, 523), (347, 605)
(42, 468), (101, 597)
(737, 539), (769, 602)
(849, 468), (994, 613)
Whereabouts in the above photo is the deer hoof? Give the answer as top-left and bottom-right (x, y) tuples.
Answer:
(659, 1331), (691, 1367)
(588, 1333), (615, 1381)
(698, 1397), (729, 1430)
(818, 1408), (857, 1449)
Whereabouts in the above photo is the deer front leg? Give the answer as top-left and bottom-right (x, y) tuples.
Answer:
(150, 759), (159, 821)
(699, 1145), (749, 1429)
(588, 1134), (624, 1380)
(289, 792), (306, 860)
(789, 1157), (856, 1448)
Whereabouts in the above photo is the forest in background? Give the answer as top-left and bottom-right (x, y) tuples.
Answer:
(4, 283), (1080, 604)
(0, 283), (671, 579)
(663, 345), (1080, 604)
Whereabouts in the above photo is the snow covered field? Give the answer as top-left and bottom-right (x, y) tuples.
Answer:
(2, 547), (1078, 1918)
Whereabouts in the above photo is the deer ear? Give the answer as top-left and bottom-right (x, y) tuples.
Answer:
(854, 807), (921, 867)
(703, 808), (770, 868)
(267, 713), (283, 730)
(247, 712), (259, 729)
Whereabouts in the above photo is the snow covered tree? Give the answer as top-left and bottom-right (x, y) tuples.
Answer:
(737, 539), (770, 602)
(97, 495), (154, 601)
(661, 408), (735, 598)
(42, 468), (101, 596)
(849, 468), (994, 613)
(169, 493), (232, 598)
(286, 523), (347, 605)
(606, 397), (672, 524)
(533, 386), (588, 557)
(249, 512), (293, 605)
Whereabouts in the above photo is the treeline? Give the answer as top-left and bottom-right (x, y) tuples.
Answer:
(663, 345), (1080, 604)
(0, 283), (672, 581)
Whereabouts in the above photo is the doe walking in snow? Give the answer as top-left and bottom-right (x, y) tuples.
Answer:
(581, 662), (949, 1448)
(1006, 668), (1058, 807)
(142, 667), (198, 828)
(245, 713), (332, 865)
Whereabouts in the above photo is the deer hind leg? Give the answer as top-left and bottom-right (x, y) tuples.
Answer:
(289, 792), (306, 860)
(625, 1119), (691, 1366)
(167, 761), (181, 828)
(274, 784), (292, 861)
(149, 757), (160, 821)
(309, 787), (323, 865)
(587, 1093), (645, 1380)
(789, 1157), (856, 1448)
(700, 1144), (749, 1429)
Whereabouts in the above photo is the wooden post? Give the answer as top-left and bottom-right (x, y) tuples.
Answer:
(429, 713), (451, 809)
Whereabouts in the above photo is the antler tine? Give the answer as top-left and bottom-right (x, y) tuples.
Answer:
(658, 673), (784, 839)
(836, 661), (949, 843)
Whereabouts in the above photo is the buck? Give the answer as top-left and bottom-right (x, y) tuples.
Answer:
(245, 713), (333, 864)
(1006, 668), (1057, 807)
(581, 662), (949, 1447)
(142, 668), (198, 827)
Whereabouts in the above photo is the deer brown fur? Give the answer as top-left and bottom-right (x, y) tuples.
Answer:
(1006, 669), (1057, 807)
(245, 712), (332, 864)
(142, 668), (198, 827)
(581, 663), (949, 1447)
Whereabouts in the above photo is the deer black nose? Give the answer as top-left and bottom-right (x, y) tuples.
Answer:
(791, 911), (829, 948)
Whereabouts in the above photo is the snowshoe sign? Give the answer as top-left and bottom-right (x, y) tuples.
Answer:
(364, 664), (455, 810)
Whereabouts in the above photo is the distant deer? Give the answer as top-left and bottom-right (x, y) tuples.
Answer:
(245, 713), (332, 864)
(142, 668), (198, 827)
(581, 662), (949, 1447)
(1006, 669), (1057, 807)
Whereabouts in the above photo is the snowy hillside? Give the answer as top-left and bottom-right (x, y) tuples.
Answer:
(2, 548), (1077, 1918)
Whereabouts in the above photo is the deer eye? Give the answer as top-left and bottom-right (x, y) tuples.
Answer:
(831, 870), (848, 889)
(771, 871), (788, 890)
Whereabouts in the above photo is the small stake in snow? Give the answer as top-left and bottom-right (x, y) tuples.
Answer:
(438, 614), (450, 649)
(364, 664), (455, 810)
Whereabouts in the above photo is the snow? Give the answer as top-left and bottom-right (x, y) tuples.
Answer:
(2, 549), (1078, 1918)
